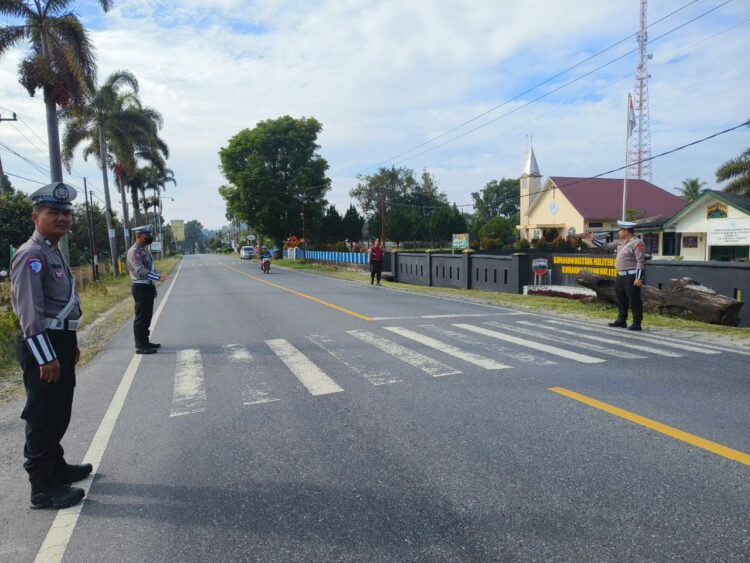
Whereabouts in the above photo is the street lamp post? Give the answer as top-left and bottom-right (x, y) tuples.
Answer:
(157, 196), (173, 258)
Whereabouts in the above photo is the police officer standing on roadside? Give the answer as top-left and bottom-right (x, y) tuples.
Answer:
(127, 225), (167, 354)
(10, 182), (90, 509)
(583, 220), (646, 331)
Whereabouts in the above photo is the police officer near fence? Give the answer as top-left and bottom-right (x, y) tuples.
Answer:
(10, 183), (91, 509)
(127, 225), (167, 354)
(583, 220), (646, 331)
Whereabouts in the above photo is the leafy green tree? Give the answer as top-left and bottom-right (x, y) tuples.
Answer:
(478, 216), (516, 247)
(674, 177), (707, 201)
(716, 124), (750, 195)
(1, 173), (14, 196)
(342, 204), (364, 242)
(0, 189), (34, 268)
(350, 166), (417, 215)
(219, 116), (330, 249)
(320, 204), (344, 244)
(471, 178), (520, 220)
(429, 205), (467, 244)
(183, 220), (206, 254)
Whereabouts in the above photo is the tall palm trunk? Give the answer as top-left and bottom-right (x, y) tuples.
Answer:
(130, 185), (142, 225)
(117, 177), (130, 246)
(98, 126), (119, 275)
(41, 29), (69, 263)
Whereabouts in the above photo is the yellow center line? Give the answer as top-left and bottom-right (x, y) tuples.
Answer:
(218, 261), (373, 321)
(549, 387), (750, 467)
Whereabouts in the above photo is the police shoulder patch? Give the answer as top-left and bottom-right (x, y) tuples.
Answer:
(27, 257), (43, 274)
(635, 242), (645, 252)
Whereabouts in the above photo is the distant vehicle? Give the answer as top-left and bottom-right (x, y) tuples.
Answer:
(239, 246), (256, 260)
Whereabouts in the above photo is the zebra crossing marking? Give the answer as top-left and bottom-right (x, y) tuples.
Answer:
(543, 318), (725, 355)
(170, 349), (207, 417)
(347, 329), (461, 377)
(383, 326), (510, 370)
(419, 324), (556, 366)
(266, 339), (344, 396)
(516, 321), (682, 358)
(223, 344), (280, 405)
(307, 334), (401, 385)
(510, 322), (647, 359)
(453, 324), (606, 364)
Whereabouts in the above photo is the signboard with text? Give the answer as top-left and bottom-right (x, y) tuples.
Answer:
(552, 255), (616, 277)
(452, 233), (469, 250)
(171, 220), (185, 242)
(707, 218), (750, 246)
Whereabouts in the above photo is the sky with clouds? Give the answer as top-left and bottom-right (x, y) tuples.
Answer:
(1, 0), (749, 230)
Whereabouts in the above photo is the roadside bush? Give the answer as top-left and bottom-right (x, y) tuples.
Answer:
(550, 236), (571, 250)
(533, 239), (551, 249)
(481, 237), (502, 250)
(514, 239), (531, 250)
(332, 241), (348, 252)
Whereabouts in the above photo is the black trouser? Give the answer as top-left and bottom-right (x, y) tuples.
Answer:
(615, 273), (643, 324)
(370, 260), (382, 283)
(132, 283), (156, 348)
(16, 330), (76, 488)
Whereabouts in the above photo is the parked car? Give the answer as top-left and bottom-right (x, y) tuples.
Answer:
(239, 246), (256, 260)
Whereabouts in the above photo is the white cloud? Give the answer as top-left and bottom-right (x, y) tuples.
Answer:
(1, 0), (749, 229)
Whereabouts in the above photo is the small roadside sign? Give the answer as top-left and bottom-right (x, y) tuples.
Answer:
(452, 233), (469, 250)
(150, 241), (162, 252)
(248, 235), (256, 241)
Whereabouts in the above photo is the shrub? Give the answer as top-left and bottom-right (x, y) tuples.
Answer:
(332, 241), (348, 252)
(515, 239), (531, 250)
(550, 236), (571, 250)
(534, 239), (551, 249)
(481, 237), (502, 250)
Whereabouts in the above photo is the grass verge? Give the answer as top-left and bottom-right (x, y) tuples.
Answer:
(0, 256), (182, 403)
(274, 259), (750, 344)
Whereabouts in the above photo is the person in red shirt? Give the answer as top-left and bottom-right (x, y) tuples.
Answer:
(369, 239), (383, 286)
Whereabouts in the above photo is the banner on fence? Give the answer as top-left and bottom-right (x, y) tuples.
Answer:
(552, 255), (616, 277)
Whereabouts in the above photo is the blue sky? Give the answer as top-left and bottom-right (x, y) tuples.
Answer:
(2, 0), (749, 229)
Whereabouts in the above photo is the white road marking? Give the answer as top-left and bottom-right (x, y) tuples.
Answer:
(307, 334), (401, 385)
(347, 329), (461, 377)
(543, 318), (727, 355)
(223, 344), (279, 405)
(512, 320), (682, 358)
(419, 324), (556, 366)
(224, 343), (253, 362)
(511, 321), (647, 359)
(34, 260), (184, 563)
(170, 349), (207, 417)
(371, 313), (503, 321)
(453, 323), (606, 364)
(383, 326), (510, 370)
(266, 339), (344, 395)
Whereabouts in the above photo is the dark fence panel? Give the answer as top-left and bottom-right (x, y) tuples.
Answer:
(396, 253), (430, 286)
(431, 255), (464, 289)
(471, 255), (514, 291)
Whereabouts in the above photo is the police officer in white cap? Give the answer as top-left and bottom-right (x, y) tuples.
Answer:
(10, 182), (90, 509)
(127, 225), (167, 353)
(583, 220), (646, 330)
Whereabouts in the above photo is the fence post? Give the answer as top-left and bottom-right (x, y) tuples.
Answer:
(427, 252), (433, 287)
(462, 251), (471, 290)
(392, 251), (399, 282)
(511, 253), (531, 294)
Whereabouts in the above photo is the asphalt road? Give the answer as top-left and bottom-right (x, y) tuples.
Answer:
(1, 254), (749, 562)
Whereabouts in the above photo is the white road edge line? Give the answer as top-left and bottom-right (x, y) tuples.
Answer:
(266, 339), (344, 396)
(34, 259), (184, 563)
(383, 326), (510, 370)
(453, 323), (606, 364)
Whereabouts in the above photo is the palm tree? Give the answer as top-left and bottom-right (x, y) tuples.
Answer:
(675, 178), (707, 202)
(140, 165), (176, 228)
(716, 123), (750, 196)
(0, 0), (112, 261)
(62, 70), (145, 273)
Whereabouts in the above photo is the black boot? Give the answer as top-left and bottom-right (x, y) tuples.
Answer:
(136, 347), (157, 354)
(147, 342), (161, 349)
(31, 482), (85, 510)
(608, 319), (627, 328)
(627, 323), (642, 331)
(54, 463), (93, 485)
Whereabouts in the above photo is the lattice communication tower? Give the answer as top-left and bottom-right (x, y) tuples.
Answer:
(628, 0), (653, 180)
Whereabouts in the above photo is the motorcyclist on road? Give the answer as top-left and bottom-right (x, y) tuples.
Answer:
(259, 246), (271, 273)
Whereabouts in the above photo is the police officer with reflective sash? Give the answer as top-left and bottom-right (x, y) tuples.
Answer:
(583, 220), (646, 331)
(127, 225), (166, 354)
(10, 183), (90, 509)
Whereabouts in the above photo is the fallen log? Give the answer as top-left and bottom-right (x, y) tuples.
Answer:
(576, 269), (744, 326)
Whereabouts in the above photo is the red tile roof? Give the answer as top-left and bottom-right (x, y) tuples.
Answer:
(548, 176), (686, 220)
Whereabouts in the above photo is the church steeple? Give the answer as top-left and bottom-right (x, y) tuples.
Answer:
(519, 141), (542, 240)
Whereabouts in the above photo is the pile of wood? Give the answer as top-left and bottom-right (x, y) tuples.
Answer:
(576, 269), (744, 326)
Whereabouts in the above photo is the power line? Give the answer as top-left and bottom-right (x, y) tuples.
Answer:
(5, 171), (45, 185)
(387, 0), (735, 169)
(356, 0), (709, 173)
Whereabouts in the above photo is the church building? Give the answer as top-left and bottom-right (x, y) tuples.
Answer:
(517, 146), (686, 242)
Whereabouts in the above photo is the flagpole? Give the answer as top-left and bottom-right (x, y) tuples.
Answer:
(622, 94), (630, 221)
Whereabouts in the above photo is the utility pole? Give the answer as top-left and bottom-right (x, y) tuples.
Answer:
(380, 194), (386, 244)
(89, 189), (100, 280)
(0, 112), (19, 194)
(83, 179), (99, 281)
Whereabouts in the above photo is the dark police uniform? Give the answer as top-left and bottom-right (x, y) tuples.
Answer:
(10, 182), (90, 509)
(592, 221), (646, 330)
(127, 225), (162, 353)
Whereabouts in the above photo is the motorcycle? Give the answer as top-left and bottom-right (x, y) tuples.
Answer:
(260, 256), (271, 274)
